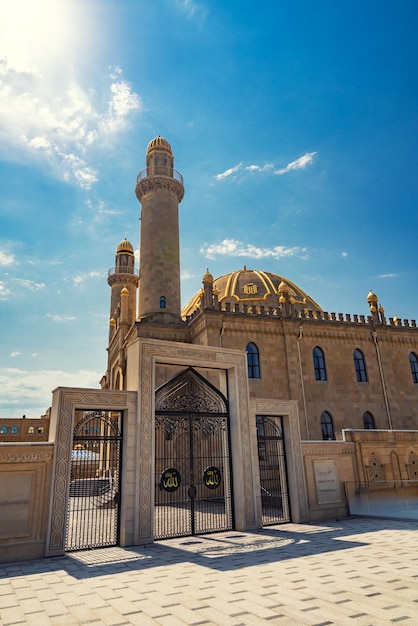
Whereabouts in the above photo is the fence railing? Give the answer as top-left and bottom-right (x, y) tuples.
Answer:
(136, 167), (183, 185)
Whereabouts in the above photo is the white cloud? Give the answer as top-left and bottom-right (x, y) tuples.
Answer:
(214, 163), (242, 180)
(175, 0), (207, 20)
(0, 251), (15, 265)
(10, 352), (21, 358)
(245, 163), (274, 173)
(201, 238), (308, 261)
(0, 281), (11, 300)
(46, 314), (76, 322)
(341, 251), (348, 258)
(181, 270), (195, 280)
(214, 154), (316, 181)
(378, 273), (398, 278)
(70, 271), (102, 287)
(275, 152), (317, 175)
(0, 0), (142, 190)
(0, 366), (102, 418)
(15, 279), (45, 290)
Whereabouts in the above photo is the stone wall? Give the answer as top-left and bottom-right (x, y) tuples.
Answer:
(0, 443), (53, 563)
(302, 440), (356, 521)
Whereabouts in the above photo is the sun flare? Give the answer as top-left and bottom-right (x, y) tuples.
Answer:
(0, 0), (85, 73)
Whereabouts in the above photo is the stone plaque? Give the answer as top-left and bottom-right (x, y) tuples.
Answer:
(313, 460), (341, 504)
(0, 472), (34, 539)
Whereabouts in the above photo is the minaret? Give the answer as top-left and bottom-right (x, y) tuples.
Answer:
(135, 136), (184, 323)
(107, 238), (139, 341)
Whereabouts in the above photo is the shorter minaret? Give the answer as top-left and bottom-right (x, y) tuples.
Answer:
(107, 239), (139, 341)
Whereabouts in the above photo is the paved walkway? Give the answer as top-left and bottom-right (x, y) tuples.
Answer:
(0, 517), (417, 625)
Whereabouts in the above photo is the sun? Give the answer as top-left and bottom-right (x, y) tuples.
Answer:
(0, 0), (88, 73)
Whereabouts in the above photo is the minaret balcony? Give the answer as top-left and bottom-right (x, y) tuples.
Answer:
(136, 167), (183, 186)
(108, 267), (140, 277)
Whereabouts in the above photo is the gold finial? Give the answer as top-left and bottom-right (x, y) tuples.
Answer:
(109, 318), (116, 327)
(278, 280), (290, 294)
(121, 286), (129, 297)
(367, 289), (378, 304)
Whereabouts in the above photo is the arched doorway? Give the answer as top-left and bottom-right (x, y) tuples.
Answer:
(154, 368), (233, 539)
(65, 410), (122, 551)
(256, 415), (290, 525)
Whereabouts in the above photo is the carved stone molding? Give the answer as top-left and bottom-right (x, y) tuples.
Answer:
(0, 448), (53, 464)
(135, 176), (184, 203)
(302, 443), (355, 456)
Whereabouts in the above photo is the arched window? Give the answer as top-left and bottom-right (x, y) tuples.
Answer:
(160, 296), (166, 309)
(363, 411), (375, 429)
(321, 411), (335, 440)
(28, 426), (35, 434)
(410, 352), (418, 383)
(246, 342), (260, 378)
(313, 347), (327, 381)
(354, 349), (368, 382)
(37, 426), (44, 434)
(11, 426), (18, 434)
(0, 426), (7, 434)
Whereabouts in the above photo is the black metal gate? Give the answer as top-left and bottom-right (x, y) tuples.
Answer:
(65, 410), (122, 551)
(256, 415), (290, 525)
(154, 368), (233, 539)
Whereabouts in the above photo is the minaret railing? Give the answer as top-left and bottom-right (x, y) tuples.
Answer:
(136, 167), (183, 185)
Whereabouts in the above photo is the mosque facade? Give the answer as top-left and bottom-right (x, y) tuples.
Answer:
(104, 136), (418, 439)
(2, 136), (418, 562)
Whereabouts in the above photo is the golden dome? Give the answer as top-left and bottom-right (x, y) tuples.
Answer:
(147, 136), (172, 154)
(182, 268), (322, 317)
(116, 238), (134, 254)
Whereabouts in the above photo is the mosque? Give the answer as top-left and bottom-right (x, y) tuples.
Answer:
(2, 136), (418, 562)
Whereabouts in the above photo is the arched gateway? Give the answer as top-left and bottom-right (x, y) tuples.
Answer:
(154, 367), (233, 539)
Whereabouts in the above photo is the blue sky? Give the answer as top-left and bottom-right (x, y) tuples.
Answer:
(1, 0), (418, 418)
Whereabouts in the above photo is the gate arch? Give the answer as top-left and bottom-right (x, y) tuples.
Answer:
(154, 367), (233, 539)
(65, 410), (122, 551)
(256, 415), (290, 525)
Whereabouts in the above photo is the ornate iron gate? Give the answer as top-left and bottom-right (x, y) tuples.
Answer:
(256, 415), (290, 525)
(154, 368), (233, 539)
(65, 410), (122, 551)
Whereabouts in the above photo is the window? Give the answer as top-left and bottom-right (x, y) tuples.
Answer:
(28, 426), (35, 434)
(410, 352), (418, 383)
(160, 296), (166, 309)
(354, 349), (368, 382)
(0, 426), (7, 434)
(246, 342), (260, 378)
(363, 411), (375, 429)
(11, 426), (18, 434)
(321, 411), (335, 440)
(313, 347), (327, 381)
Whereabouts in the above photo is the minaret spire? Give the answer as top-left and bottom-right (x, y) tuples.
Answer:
(135, 136), (184, 323)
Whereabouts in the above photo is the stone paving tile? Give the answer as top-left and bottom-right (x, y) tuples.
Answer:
(1, 518), (418, 625)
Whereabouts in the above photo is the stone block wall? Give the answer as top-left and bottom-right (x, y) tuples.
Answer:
(0, 443), (53, 563)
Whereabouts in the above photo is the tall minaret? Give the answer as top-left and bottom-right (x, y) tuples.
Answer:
(107, 238), (139, 341)
(135, 136), (184, 322)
